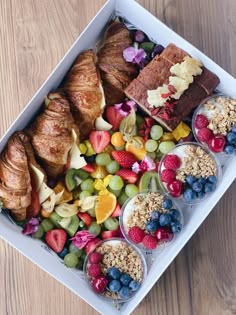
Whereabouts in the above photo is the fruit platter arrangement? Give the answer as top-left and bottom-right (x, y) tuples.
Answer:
(0, 17), (235, 304)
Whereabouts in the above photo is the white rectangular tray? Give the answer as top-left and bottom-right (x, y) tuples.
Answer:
(0, 1), (236, 314)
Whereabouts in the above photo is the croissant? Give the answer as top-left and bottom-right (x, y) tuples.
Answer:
(63, 49), (105, 140)
(97, 21), (138, 104)
(0, 132), (45, 221)
(29, 92), (80, 177)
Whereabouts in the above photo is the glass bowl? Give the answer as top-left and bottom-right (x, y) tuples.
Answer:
(119, 191), (184, 252)
(192, 94), (236, 155)
(159, 142), (222, 204)
(83, 238), (147, 303)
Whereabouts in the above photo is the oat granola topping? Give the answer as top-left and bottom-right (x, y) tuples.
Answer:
(176, 146), (217, 182)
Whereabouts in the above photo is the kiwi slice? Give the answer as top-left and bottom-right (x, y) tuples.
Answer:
(139, 171), (163, 192)
(49, 212), (63, 228)
(65, 169), (89, 191)
(64, 215), (80, 237)
(140, 42), (155, 54)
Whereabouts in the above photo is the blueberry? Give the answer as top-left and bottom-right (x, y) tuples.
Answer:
(159, 213), (171, 226)
(120, 273), (132, 286)
(85, 155), (96, 163)
(232, 124), (236, 134)
(192, 181), (203, 193)
(226, 132), (236, 145)
(197, 191), (205, 199)
(170, 221), (182, 233)
(119, 286), (131, 299)
(129, 280), (140, 292)
(169, 209), (181, 221)
(162, 198), (173, 209)
(58, 247), (69, 259)
(204, 182), (216, 193)
(224, 145), (235, 155)
(183, 188), (197, 203)
(146, 220), (158, 233)
(186, 175), (197, 186)
(107, 267), (121, 280)
(207, 175), (217, 184)
(198, 177), (207, 185)
(150, 211), (160, 221)
(108, 280), (121, 292)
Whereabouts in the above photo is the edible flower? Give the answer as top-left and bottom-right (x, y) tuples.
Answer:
(115, 100), (137, 117)
(93, 175), (112, 195)
(132, 156), (156, 174)
(70, 231), (96, 249)
(123, 46), (147, 65)
(22, 218), (39, 235)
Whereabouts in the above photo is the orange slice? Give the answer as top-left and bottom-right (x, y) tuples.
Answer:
(90, 165), (108, 179)
(95, 192), (117, 224)
(53, 182), (73, 203)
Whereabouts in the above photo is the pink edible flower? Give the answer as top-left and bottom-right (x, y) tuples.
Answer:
(22, 218), (39, 235)
(123, 46), (147, 65)
(132, 156), (156, 174)
(70, 230), (96, 249)
(115, 100), (137, 117)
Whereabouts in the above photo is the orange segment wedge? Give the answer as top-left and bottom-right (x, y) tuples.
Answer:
(95, 192), (117, 224)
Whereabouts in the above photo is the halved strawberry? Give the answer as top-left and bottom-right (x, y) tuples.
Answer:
(112, 151), (137, 168)
(85, 238), (101, 254)
(45, 229), (67, 253)
(89, 131), (111, 154)
(105, 106), (124, 131)
(101, 230), (118, 239)
(78, 212), (93, 227)
(116, 169), (138, 184)
(111, 202), (122, 217)
(82, 163), (96, 173)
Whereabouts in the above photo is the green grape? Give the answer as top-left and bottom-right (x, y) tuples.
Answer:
(146, 151), (157, 160)
(159, 141), (175, 154)
(125, 184), (139, 198)
(95, 153), (111, 166)
(118, 191), (129, 206)
(69, 243), (83, 257)
(109, 175), (124, 190)
(87, 207), (96, 217)
(108, 187), (122, 197)
(79, 190), (91, 200)
(41, 219), (54, 232)
(145, 139), (158, 152)
(80, 178), (94, 193)
(150, 125), (163, 140)
(104, 217), (119, 231)
(88, 222), (101, 236)
(115, 145), (125, 151)
(77, 251), (86, 270)
(64, 253), (79, 268)
(32, 224), (44, 239)
(106, 160), (120, 174)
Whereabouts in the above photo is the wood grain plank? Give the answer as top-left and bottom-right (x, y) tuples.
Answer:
(0, 0), (235, 315)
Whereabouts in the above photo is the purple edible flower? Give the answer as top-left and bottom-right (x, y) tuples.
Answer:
(115, 100), (137, 117)
(22, 218), (39, 235)
(123, 46), (147, 65)
(70, 230), (96, 249)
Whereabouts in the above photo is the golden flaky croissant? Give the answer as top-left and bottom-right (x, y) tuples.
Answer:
(0, 132), (45, 221)
(63, 49), (105, 140)
(97, 21), (138, 104)
(29, 92), (81, 178)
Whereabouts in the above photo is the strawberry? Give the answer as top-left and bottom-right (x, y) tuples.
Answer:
(197, 128), (213, 142)
(45, 229), (67, 253)
(161, 169), (176, 183)
(116, 169), (138, 184)
(128, 226), (145, 244)
(142, 234), (158, 249)
(111, 202), (122, 217)
(89, 131), (111, 154)
(85, 238), (101, 254)
(163, 154), (181, 170)
(88, 264), (102, 277)
(194, 114), (209, 129)
(77, 212), (93, 227)
(101, 230), (118, 239)
(112, 151), (137, 168)
(105, 106), (124, 131)
(82, 163), (96, 173)
(89, 252), (103, 264)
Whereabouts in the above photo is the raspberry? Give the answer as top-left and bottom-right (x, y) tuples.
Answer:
(88, 264), (102, 277)
(128, 226), (145, 244)
(161, 169), (176, 183)
(197, 128), (213, 142)
(142, 235), (158, 249)
(163, 154), (181, 170)
(89, 252), (103, 264)
(208, 135), (226, 152)
(194, 114), (209, 129)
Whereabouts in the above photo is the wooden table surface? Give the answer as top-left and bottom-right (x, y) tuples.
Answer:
(0, 0), (235, 314)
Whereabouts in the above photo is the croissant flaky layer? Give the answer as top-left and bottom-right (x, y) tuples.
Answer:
(29, 93), (80, 177)
(0, 132), (44, 221)
(63, 49), (104, 140)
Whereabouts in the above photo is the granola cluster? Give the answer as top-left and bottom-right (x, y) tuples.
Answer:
(205, 96), (236, 135)
(176, 146), (217, 182)
(126, 192), (165, 230)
